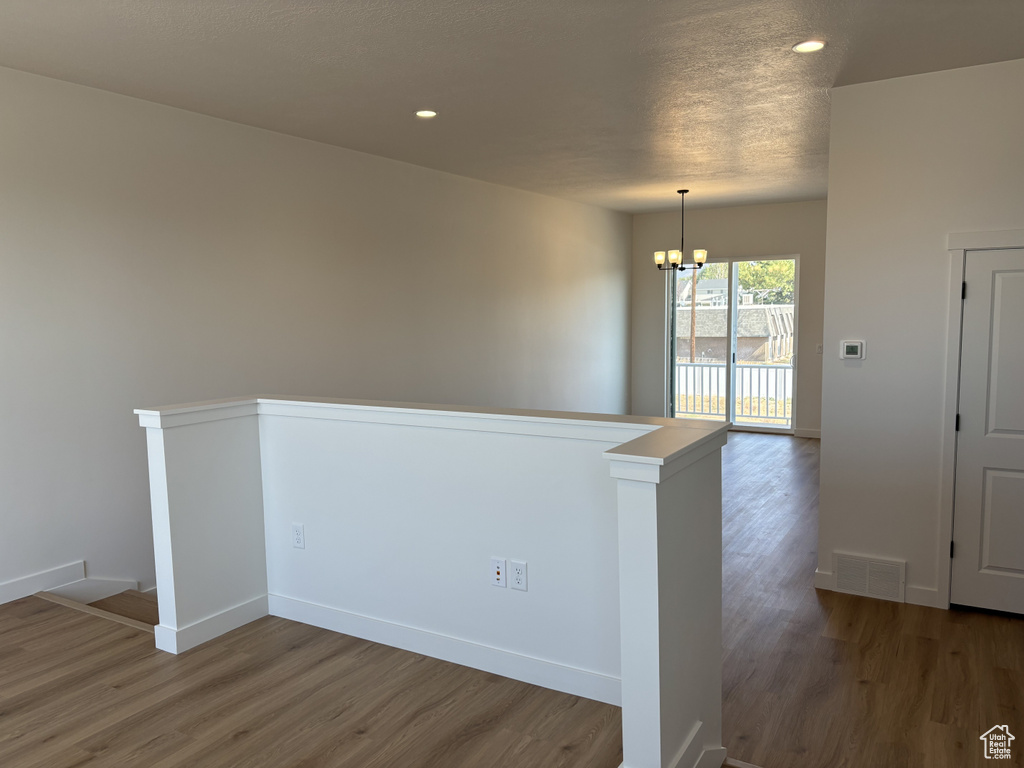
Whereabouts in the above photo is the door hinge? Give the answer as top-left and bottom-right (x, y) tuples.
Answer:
(950, 541), (955, 559)
(955, 413), (960, 431)
(962, 281), (967, 300)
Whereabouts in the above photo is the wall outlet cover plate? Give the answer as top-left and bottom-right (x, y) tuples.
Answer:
(491, 557), (506, 587)
(510, 560), (527, 591)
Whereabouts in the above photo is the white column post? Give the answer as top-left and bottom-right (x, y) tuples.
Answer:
(608, 429), (728, 768)
(136, 399), (268, 653)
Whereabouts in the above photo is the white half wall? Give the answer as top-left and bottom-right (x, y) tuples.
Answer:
(631, 200), (827, 436)
(0, 65), (631, 596)
(258, 399), (654, 703)
(819, 58), (1024, 606)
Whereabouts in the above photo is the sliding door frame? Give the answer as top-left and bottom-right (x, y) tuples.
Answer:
(666, 254), (800, 434)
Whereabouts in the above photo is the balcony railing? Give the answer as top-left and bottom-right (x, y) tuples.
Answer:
(674, 361), (793, 427)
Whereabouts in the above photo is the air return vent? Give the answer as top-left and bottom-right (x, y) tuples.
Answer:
(832, 553), (906, 602)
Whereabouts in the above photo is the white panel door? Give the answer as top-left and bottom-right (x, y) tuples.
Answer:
(951, 248), (1024, 613)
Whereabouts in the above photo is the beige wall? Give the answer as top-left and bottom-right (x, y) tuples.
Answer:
(819, 58), (1024, 606)
(0, 66), (631, 591)
(631, 200), (827, 437)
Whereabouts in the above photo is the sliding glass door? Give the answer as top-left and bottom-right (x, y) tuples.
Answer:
(671, 258), (796, 431)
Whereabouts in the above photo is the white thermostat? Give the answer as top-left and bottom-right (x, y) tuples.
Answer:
(840, 340), (865, 359)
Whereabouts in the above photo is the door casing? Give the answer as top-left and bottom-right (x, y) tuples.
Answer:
(940, 229), (1024, 609)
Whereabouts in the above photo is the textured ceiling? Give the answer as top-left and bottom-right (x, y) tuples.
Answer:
(1, 1), (1022, 212)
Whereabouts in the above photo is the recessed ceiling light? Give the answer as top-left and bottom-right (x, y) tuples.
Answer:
(792, 40), (825, 53)
(415, 110), (437, 119)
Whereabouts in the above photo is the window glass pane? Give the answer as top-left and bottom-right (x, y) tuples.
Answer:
(733, 259), (795, 429)
(673, 264), (729, 422)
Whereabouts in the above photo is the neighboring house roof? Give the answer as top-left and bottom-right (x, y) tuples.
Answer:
(676, 305), (795, 338)
(678, 279), (728, 303)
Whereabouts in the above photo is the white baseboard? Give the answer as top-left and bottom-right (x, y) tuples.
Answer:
(794, 428), (821, 439)
(815, 569), (947, 609)
(662, 720), (726, 768)
(269, 594), (621, 706)
(155, 595), (268, 654)
(813, 568), (834, 590)
(905, 585), (944, 608)
(48, 578), (138, 604)
(0, 561), (85, 605)
(694, 747), (729, 768)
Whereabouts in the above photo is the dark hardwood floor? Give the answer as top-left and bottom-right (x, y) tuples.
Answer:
(0, 598), (621, 768)
(720, 433), (1024, 768)
(2, 433), (1022, 767)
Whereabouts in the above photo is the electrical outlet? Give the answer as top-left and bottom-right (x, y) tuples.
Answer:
(491, 557), (506, 587)
(292, 523), (305, 549)
(510, 560), (527, 591)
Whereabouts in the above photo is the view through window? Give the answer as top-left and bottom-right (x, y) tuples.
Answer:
(673, 258), (795, 430)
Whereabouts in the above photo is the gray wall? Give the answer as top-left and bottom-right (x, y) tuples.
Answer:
(820, 58), (1024, 606)
(0, 66), (632, 592)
